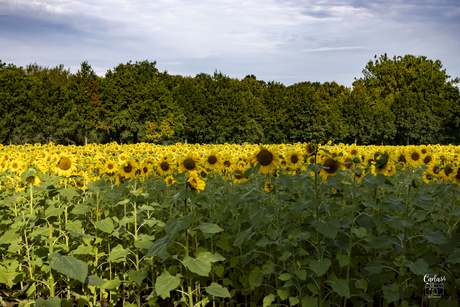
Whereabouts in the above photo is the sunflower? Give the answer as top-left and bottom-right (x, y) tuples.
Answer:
(156, 155), (176, 176)
(342, 156), (354, 170)
(102, 158), (118, 177)
(396, 150), (409, 170)
(352, 166), (365, 184)
(54, 154), (77, 177)
(187, 171), (205, 192)
(232, 167), (249, 183)
(179, 153), (200, 173)
(251, 145), (280, 175)
(319, 155), (344, 182)
(164, 175), (176, 187)
(452, 168), (460, 184)
(203, 149), (221, 170)
(305, 143), (317, 156)
(285, 150), (303, 170)
(422, 171), (435, 184)
(264, 182), (275, 193)
(9, 159), (23, 173)
(119, 159), (138, 180)
(406, 147), (425, 167)
(440, 165), (454, 182)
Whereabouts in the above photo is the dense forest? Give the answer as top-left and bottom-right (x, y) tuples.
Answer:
(1, 54), (459, 146)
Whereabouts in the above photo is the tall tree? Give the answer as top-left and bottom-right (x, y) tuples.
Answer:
(65, 61), (104, 145)
(357, 54), (460, 144)
(0, 61), (33, 144)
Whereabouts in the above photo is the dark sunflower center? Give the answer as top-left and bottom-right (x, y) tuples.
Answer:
(424, 156), (432, 164)
(201, 170), (207, 178)
(224, 161), (231, 168)
(411, 152), (420, 161)
(306, 144), (316, 154)
(143, 167), (148, 174)
(444, 167), (453, 176)
(433, 165), (439, 174)
(323, 158), (340, 174)
(257, 149), (273, 166)
(234, 170), (243, 179)
(398, 155), (407, 163)
(344, 157), (353, 169)
(208, 155), (217, 164)
(12, 162), (18, 169)
(350, 149), (358, 156)
(124, 164), (133, 173)
(456, 169), (460, 180)
(290, 155), (299, 164)
(184, 158), (196, 170)
(108, 164), (114, 170)
(160, 162), (170, 171)
(58, 157), (71, 170)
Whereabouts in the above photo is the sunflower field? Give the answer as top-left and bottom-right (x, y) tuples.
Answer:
(1, 142), (460, 307)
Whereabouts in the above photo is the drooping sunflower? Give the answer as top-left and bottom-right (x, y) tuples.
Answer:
(232, 167), (249, 184)
(319, 155), (344, 182)
(452, 167), (460, 184)
(439, 164), (454, 182)
(251, 145), (280, 175)
(305, 143), (317, 156)
(422, 171), (435, 184)
(119, 159), (139, 180)
(54, 154), (78, 177)
(264, 182), (275, 193)
(187, 171), (205, 192)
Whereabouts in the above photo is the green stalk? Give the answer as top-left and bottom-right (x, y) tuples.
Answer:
(344, 172), (357, 307)
(30, 182), (34, 215)
(49, 223), (55, 297)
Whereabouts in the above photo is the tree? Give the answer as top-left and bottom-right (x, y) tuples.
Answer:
(357, 54), (460, 145)
(65, 61), (104, 145)
(0, 61), (33, 144)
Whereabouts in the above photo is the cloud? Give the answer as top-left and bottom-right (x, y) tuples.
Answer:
(302, 46), (368, 52)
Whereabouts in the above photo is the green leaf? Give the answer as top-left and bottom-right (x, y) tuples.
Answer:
(108, 244), (129, 262)
(35, 296), (61, 307)
(95, 217), (114, 234)
(183, 256), (211, 276)
(278, 273), (291, 281)
(328, 277), (350, 298)
(277, 289), (289, 300)
(382, 283), (400, 303)
(364, 261), (383, 274)
(355, 278), (368, 292)
(447, 250), (460, 264)
(263, 293), (276, 307)
(49, 253), (88, 283)
(289, 297), (300, 306)
(198, 251), (225, 263)
(128, 269), (147, 285)
(197, 222), (223, 234)
(100, 279), (122, 290)
(146, 236), (171, 257)
(214, 264), (224, 278)
(336, 254), (350, 267)
(408, 258), (429, 275)
(71, 204), (91, 215)
(249, 266), (263, 289)
(154, 271), (181, 299)
(72, 245), (93, 256)
(261, 260), (275, 275)
(0, 230), (19, 245)
(309, 258), (331, 277)
(45, 205), (65, 218)
(425, 229), (448, 245)
(301, 295), (318, 307)
(205, 282), (231, 298)
(296, 269), (307, 281)
(317, 218), (340, 239)
(85, 275), (106, 287)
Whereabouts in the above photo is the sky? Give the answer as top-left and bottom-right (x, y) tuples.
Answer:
(1, 0), (459, 87)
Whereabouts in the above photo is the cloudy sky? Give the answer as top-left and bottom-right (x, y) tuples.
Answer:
(1, 0), (459, 87)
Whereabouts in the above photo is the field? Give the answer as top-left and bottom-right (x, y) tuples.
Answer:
(0, 142), (459, 307)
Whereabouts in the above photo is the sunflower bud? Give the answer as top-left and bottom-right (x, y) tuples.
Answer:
(411, 179), (420, 188)
(352, 157), (361, 164)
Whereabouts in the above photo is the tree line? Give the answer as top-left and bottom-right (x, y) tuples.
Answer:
(1, 54), (459, 146)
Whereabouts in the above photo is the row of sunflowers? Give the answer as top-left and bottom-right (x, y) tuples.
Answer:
(1, 142), (459, 192)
